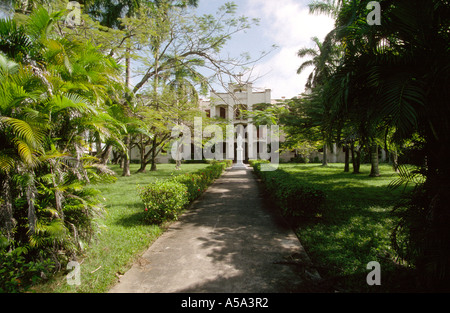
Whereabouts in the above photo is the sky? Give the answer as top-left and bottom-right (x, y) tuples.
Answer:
(0, 0), (335, 100)
(196, 0), (335, 99)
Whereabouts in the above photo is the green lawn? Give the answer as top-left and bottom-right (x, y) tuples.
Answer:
(34, 162), (417, 293)
(33, 163), (209, 293)
(278, 163), (417, 292)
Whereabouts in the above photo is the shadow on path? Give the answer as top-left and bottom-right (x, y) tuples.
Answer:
(109, 167), (321, 293)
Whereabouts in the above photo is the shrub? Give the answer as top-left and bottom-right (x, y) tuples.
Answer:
(138, 161), (228, 224)
(0, 244), (55, 293)
(203, 162), (228, 180)
(290, 155), (309, 163)
(250, 160), (269, 177)
(171, 161), (227, 201)
(210, 159), (233, 168)
(137, 180), (189, 224)
(172, 173), (204, 201)
(250, 163), (326, 220)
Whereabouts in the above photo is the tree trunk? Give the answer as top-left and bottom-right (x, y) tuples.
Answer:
(111, 150), (121, 164)
(322, 143), (328, 166)
(390, 150), (399, 172)
(136, 139), (156, 173)
(369, 143), (380, 177)
(95, 133), (102, 157)
(351, 142), (361, 174)
(344, 144), (350, 172)
(122, 135), (131, 177)
(99, 144), (113, 165)
(122, 37), (132, 177)
(120, 153), (124, 168)
(26, 174), (37, 236)
(0, 175), (15, 241)
(150, 136), (158, 171)
(137, 162), (147, 173)
(151, 46), (159, 172)
(125, 47), (131, 90)
(136, 135), (148, 173)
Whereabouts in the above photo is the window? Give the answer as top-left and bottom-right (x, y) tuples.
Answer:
(219, 107), (226, 119)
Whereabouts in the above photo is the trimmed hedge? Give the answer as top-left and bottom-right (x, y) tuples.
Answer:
(250, 160), (326, 220)
(137, 161), (230, 224)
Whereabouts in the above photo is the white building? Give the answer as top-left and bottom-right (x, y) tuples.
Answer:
(200, 82), (272, 121)
(200, 82), (294, 162)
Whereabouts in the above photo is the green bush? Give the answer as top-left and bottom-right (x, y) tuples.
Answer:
(172, 173), (204, 201)
(207, 159), (233, 168)
(138, 162), (228, 224)
(137, 180), (189, 224)
(172, 161), (227, 201)
(250, 162), (326, 220)
(0, 244), (55, 293)
(248, 159), (268, 173)
(290, 155), (309, 163)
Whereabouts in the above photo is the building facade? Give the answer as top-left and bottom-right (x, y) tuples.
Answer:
(200, 82), (294, 162)
(200, 82), (272, 121)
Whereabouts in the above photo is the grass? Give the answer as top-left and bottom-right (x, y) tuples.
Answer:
(277, 163), (418, 292)
(32, 163), (210, 293)
(33, 161), (418, 293)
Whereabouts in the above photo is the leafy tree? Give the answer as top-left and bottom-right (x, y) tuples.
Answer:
(296, 35), (344, 166)
(114, 2), (261, 172)
(0, 6), (122, 290)
(308, 0), (450, 289)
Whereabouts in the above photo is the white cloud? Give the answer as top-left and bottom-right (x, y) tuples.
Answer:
(243, 0), (335, 98)
(250, 46), (311, 99)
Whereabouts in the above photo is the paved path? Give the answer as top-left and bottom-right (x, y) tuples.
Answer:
(109, 166), (320, 293)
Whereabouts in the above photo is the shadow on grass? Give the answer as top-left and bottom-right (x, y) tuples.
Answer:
(266, 164), (422, 292)
(113, 211), (150, 227)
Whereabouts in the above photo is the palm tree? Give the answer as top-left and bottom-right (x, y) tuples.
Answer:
(0, 52), (48, 239)
(308, 0), (342, 17)
(1, 7), (121, 276)
(297, 36), (337, 90)
(296, 36), (342, 166)
(318, 0), (450, 289)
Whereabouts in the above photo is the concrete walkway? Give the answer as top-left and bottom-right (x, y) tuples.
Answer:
(109, 166), (320, 293)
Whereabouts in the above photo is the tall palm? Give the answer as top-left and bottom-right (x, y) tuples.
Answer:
(0, 48), (48, 239)
(320, 0), (450, 288)
(1, 7), (120, 266)
(308, 0), (342, 18)
(297, 37), (332, 90)
(297, 36), (342, 165)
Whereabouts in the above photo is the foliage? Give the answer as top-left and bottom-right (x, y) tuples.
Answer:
(1, 0), (264, 292)
(251, 161), (326, 221)
(274, 163), (419, 292)
(172, 162), (226, 201)
(138, 161), (228, 224)
(76, 0), (265, 174)
(297, 0), (450, 289)
(0, 5), (122, 292)
(138, 180), (189, 224)
(0, 244), (54, 293)
(30, 163), (209, 293)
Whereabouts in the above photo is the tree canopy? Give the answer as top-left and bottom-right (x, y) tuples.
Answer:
(288, 0), (450, 289)
(0, 0), (267, 292)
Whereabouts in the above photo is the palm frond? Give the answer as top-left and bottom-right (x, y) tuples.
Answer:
(296, 60), (315, 75)
(0, 152), (16, 173)
(378, 73), (425, 141)
(389, 164), (426, 191)
(0, 52), (19, 75)
(0, 116), (46, 149)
